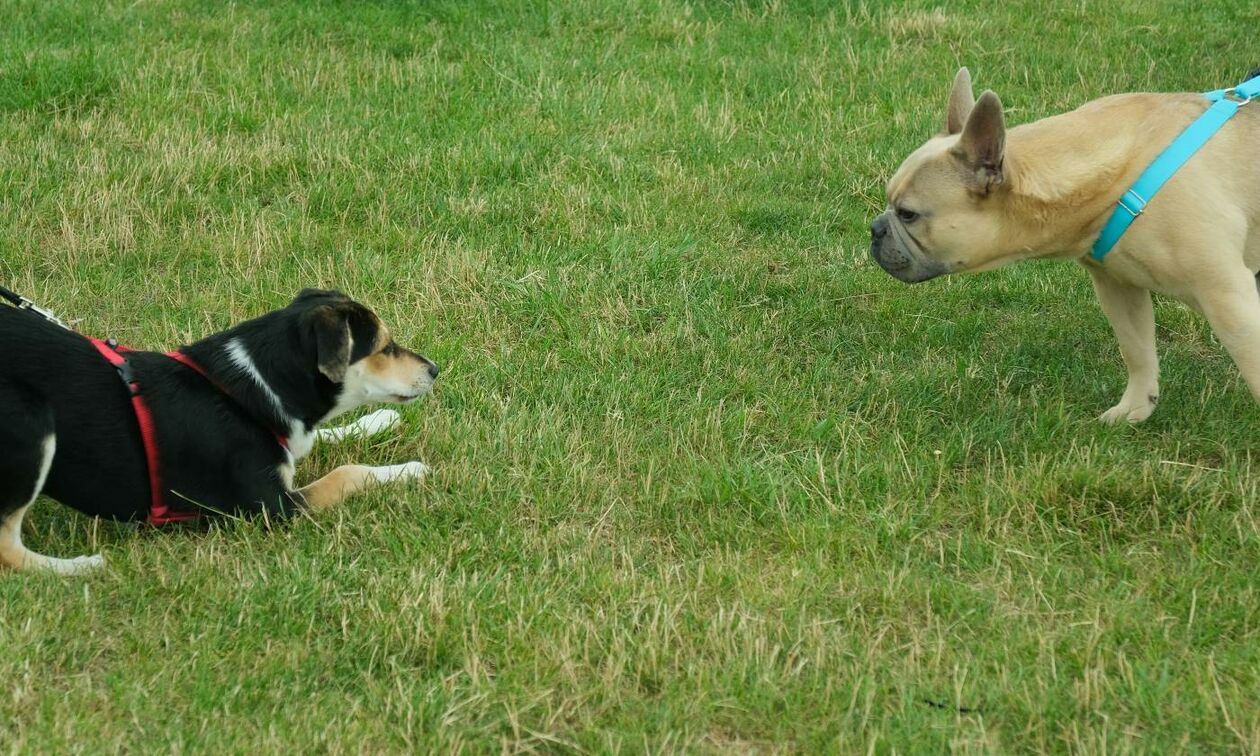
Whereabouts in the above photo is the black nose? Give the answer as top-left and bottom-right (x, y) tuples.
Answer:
(427, 361), (440, 379)
(870, 215), (890, 240)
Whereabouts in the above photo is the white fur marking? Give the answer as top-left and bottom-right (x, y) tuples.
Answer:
(32, 435), (55, 500)
(285, 428), (315, 462)
(225, 338), (312, 460)
(226, 338), (291, 425)
(368, 461), (429, 484)
(315, 409), (402, 444)
(0, 436), (104, 576)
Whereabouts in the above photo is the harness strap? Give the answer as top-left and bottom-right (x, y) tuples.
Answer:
(165, 349), (210, 377)
(1203, 74), (1260, 102)
(1092, 73), (1258, 261)
(88, 338), (199, 525)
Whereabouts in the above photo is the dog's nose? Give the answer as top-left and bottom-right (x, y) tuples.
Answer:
(427, 361), (440, 379)
(870, 214), (890, 240)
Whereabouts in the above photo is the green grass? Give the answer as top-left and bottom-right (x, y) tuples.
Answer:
(2, 0), (1259, 751)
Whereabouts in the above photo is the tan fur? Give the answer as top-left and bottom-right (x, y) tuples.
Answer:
(296, 462), (429, 511)
(372, 320), (391, 352)
(944, 67), (976, 135)
(876, 70), (1260, 421)
(296, 465), (378, 511)
(362, 350), (423, 384)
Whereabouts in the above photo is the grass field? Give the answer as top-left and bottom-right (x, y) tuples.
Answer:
(2, 0), (1259, 751)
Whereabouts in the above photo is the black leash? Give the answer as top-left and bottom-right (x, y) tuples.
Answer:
(0, 286), (73, 330)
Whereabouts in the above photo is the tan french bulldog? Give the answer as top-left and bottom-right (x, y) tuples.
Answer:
(871, 67), (1260, 423)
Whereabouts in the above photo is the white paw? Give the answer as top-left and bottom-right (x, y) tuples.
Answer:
(317, 409), (402, 443)
(55, 553), (105, 576)
(1099, 397), (1157, 424)
(355, 409), (402, 437)
(369, 461), (430, 484)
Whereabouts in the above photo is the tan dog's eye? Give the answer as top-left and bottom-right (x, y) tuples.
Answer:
(896, 207), (920, 224)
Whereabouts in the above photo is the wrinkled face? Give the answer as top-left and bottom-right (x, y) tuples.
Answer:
(295, 289), (439, 417)
(870, 137), (1010, 283)
(870, 70), (1019, 284)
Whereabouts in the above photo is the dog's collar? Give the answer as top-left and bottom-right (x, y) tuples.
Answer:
(1091, 72), (1259, 262)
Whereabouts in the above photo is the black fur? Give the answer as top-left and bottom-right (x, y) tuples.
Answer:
(0, 379), (56, 522)
(0, 289), (400, 524)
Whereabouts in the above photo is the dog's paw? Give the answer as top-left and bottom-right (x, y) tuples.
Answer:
(52, 553), (105, 576)
(356, 409), (402, 437)
(369, 461), (430, 484)
(316, 409), (402, 443)
(1099, 396), (1157, 424)
(74, 554), (106, 572)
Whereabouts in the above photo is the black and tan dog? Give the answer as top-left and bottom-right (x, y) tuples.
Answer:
(0, 289), (438, 575)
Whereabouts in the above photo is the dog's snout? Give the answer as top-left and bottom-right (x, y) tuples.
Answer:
(882, 251), (910, 270)
(870, 214), (890, 240)
(426, 361), (440, 379)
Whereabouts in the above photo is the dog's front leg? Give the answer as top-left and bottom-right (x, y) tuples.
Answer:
(315, 409), (402, 444)
(1199, 277), (1260, 403)
(1087, 266), (1160, 423)
(295, 461), (429, 510)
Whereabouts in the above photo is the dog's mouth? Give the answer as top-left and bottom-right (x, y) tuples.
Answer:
(388, 384), (434, 403)
(872, 249), (947, 283)
(871, 215), (949, 283)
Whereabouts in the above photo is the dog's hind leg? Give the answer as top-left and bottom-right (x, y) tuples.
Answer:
(0, 393), (104, 576)
(0, 437), (105, 576)
(1199, 272), (1260, 404)
(1087, 266), (1160, 423)
(314, 409), (402, 444)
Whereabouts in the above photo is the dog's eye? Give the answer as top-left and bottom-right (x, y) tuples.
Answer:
(896, 207), (920, 224)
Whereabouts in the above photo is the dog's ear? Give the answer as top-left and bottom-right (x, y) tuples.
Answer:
(950, 90), (1005, 194)
(944, 67), (975, 135)
(310, 305), (352, 382)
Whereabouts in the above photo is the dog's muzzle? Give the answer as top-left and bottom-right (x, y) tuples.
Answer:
(869, 211), (945, 284)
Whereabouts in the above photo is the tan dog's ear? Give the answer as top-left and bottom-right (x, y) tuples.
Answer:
(951, 90), (1005, 194)
(310, 305), (352, 382)
(944, 67), (974, 135)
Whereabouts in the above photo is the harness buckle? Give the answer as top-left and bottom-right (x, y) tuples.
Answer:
(115, 358), (141, 394)
(1117, 189), (1146, 218)
(1222, 88), (1252, 106)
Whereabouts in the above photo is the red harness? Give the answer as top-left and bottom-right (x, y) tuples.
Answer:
(87, 338), (289, 525)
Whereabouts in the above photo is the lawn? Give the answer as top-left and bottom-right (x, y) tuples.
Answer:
(2, 0), (1258, 751)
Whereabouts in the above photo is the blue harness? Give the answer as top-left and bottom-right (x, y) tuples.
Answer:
(1091, 73), (1259, 261)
